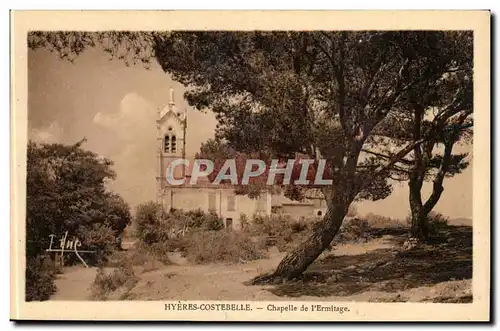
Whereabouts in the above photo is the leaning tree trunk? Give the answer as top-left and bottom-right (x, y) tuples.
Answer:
(252, 202), (348, 284)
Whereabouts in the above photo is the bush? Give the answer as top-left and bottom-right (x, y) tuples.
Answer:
(404, 211), (450, 235)
(26, 141), (132, 299)
(250, 214), (290, 237)
(25, 255), (57, 301)
(290, 219), (309, 233)
(103, 243), (172, 282)
(184, 209), (224, 231)
(76, 224), (117, 266)
(135, 202), (224, 249)
(427, 212), (450, 234)
(126, 246), (154, 266)
(184, 231), (266, 264)
(240, 214), (250, 230)
(334, 218), (372, 244)
(364, 213), (406, 229)
(276, 229), (312, 252)
(145, 242), (176, 264)
(89, 264), (138, 300)
(135, 201), (166, 244)
(247, 214), (313, 252)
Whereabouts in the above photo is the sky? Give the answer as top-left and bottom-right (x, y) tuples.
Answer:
(27, 46), (473, 220)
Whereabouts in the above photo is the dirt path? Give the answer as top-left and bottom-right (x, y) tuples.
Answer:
(51, 266), (98, 300)
(50, 252), (285, 301)
(50, 236), (393, 301)
(50, 235), (471, 302)
(127, 249), (285, 301)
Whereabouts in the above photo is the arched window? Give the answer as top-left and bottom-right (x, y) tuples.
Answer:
(171, 135), (177, 153)
(164, 135), (170, 153)
(317, 210), (323, 216)
(164, 130), (177, 154)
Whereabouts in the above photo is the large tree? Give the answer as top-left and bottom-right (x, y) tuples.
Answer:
(27, 139), (131, 258)
(153, 31), (474, 281)
(367, 32), (473, 239)
(26, 139), (132, 300)
(28, 31), (473, 281)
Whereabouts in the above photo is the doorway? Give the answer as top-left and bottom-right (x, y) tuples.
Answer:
(225, 218), (233, 231)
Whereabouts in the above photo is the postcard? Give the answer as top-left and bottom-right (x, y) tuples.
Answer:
(10, 10), (491, 321)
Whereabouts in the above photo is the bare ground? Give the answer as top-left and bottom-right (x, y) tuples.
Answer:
(50, 226), (472, 302)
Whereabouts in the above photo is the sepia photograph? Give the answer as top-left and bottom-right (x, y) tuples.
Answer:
(10, 10), (490, 321)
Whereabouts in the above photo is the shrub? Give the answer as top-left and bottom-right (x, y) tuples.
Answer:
(184, 231), (266, 264)
(250, 214), (290, 237)
(240, 214), (250, 230)
(275, 228), (312, 252)
(427, 212), (450, 234)
(159, 237), (190, 254)
(202, 212), (225, 231)
(25, 255), (57, 301)
(135, 201), (166, 245)
(135, 202), (224, 251)
(290, 219), (309, 233)
(26, 141), (131, 268)
(334, 218), (372, 244)
(246, 214), (314, 252)
(185, 209), (224, 231)
(404, 211), (450, 235)
(105, 242), (172, 278)
(145, 242), (176, 264)
(126, 246), (152, 266)
(89, 264), (138, 300)
(129, 242), (173, 266)
(364, 213), (406, 229)
(76, 224), (117, 266)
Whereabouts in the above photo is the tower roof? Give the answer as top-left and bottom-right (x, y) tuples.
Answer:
(157, 87), (186, 125)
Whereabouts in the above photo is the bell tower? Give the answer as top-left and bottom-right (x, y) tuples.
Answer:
(156, 87), (187, 207)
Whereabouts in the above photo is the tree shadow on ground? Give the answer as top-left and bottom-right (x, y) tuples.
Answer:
(267, 226), (472, 301)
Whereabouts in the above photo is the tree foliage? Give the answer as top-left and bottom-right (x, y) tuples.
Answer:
(195, 137), (391, 202)
(26, 139), (131, 300)
(155, 32), (471, 200)
(28, 31), (474, 278)
(27, 139), (132, 257)
(365, 31), (473, 238)
(28, 31), (158, 67)
(153, 31), (473, 279)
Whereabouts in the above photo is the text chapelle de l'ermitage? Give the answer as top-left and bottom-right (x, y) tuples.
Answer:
(164, 158), (334, 186)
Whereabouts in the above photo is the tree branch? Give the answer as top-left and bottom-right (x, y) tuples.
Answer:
(336, 33), (349, 138)
(370, 138), (425, 180)
(361, 148), (414, 166)
(422, 139), (454, 214)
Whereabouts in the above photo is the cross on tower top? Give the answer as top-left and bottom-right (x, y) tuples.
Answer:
(168, 87), (175, 107)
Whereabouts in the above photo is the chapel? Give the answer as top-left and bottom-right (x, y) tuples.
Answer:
(155, 89), (325, 230)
